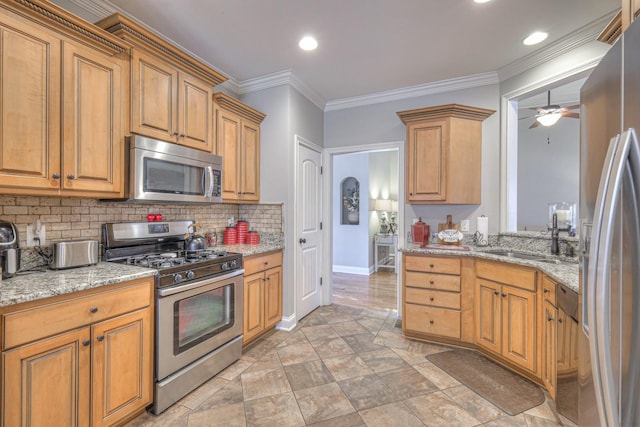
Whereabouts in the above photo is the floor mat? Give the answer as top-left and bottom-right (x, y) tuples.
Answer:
(427, 349), (545, 416)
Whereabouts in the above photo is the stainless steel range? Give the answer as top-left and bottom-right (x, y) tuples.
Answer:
(102, 221), (244, 415)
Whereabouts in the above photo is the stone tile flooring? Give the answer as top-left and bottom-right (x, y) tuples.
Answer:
(127, 305), (576, 427)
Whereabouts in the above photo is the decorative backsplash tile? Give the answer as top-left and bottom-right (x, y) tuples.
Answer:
(0, 196), (284, 248)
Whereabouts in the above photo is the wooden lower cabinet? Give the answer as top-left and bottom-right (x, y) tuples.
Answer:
(243, 251), (283, 344)
(1, 277), (154, 427)
(542, 300), (557, 399)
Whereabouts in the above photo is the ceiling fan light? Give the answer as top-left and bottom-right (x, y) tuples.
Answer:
(536, 112), (562, 127)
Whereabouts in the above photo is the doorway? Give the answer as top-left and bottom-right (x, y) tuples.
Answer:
(324, 141), (405, 315)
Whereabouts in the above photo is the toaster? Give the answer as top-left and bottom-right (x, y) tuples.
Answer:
(50, 240), (99, 269)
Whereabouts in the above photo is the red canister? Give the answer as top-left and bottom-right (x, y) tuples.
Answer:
(223, 226), (238, 244)
(235, 220), (249, 244)
(411, 217), (428, 245)
(246, 231), (260, 245)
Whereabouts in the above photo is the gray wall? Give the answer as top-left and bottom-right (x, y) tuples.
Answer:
(325, 84), (501, 237)
(517, 115), (579, 230)
(241, 85), (324, 321)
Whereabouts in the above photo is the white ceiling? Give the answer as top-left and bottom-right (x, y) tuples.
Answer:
(58, 0), (618, 106)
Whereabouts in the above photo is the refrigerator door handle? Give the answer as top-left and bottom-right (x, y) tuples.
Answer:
(589, 129), (640, 427)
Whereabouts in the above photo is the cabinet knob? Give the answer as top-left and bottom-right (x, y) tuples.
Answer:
(429, 320), (434, 324)
(264, 261), (269, 265)
(501, 293), (507, 298)
(429, 297), (434, 301)
(547, 314), (555, 322)
(173, 131), (179, 136)
(67, 174), (75, 180)
(89, 307), (98, 313)
(96, 335), (104, 342)
(82, 339), (91, 346)
(409, 192), (413, 196)
(52, 173), (61, 180)
(558, 318), (563, 324)
(299, 238), (307, 244)
(494, 291), (500, 295)
(429, 264), (434, 268)
(429, 280), (434, 285)
(180, 133), (186, 138)
(543, 289), (550, 293)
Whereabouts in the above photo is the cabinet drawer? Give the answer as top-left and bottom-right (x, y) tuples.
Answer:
(3, 279), (152, 350)
(405, 288), (461, 309)
(405, 271), (461, 292)
(542, 276), (557, 306)
(405, 255), (461, 275)
(244, 251), (283, 276)
(404, 303), (461, 339)
(476, 260), (537, 292)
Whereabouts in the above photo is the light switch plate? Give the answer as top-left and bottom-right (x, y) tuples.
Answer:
(26, 224), (46, 247)
(460, 220), (470, 232)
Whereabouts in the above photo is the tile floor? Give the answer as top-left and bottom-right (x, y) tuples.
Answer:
(127, 304), (576, 426)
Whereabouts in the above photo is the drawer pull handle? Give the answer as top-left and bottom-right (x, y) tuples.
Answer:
(96, 335), (104, 342)
(429, 297), (434, 301)
(429, 320), (434, 324)
(89, 307), (98, 313)
(82, 339), (91, 347)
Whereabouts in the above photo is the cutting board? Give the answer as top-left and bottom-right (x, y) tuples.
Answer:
(437, 214), (461, 245)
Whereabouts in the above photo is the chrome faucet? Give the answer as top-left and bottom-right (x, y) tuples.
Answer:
(551, 213), (560, 255)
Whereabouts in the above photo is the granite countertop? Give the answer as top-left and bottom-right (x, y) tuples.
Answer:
(0, 238), (285, 309)
(400, 244), (579, 294)
(0, 263), (157, 308)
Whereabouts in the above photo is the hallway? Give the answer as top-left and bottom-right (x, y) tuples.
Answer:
(332, 271), (398, 314)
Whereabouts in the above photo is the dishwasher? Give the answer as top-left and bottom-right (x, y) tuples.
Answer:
(555, 282), (579, 424)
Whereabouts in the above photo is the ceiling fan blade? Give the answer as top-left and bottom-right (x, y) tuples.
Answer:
(519, 114), (536, 120)
(561, 104), (580, 111)
(528, 107), (543, 112)
(529, 120), (541, 129)
(561, 112), (580, 119)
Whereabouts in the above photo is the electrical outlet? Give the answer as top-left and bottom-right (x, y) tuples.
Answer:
(460, 219), (470, 232)
(26, 224), (46, 247)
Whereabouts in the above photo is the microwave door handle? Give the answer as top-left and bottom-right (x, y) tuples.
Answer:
(205, 166), (214, 197)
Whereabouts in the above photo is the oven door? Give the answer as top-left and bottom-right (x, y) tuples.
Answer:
(156, 270), (243, 380)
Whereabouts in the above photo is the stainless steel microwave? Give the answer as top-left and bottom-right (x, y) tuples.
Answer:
(125, 134), (222, 204)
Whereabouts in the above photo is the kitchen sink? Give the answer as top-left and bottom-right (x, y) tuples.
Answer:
(481, 249), (572, 265)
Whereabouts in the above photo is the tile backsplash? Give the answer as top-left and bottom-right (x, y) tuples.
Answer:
(0, 196), (283, 247)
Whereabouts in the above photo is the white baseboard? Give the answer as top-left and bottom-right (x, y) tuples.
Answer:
(332, 265), (370, 275)
(276, 313), (297, 331)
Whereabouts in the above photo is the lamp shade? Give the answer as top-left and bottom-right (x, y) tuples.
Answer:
(536, 112), (562, 127)
(391, 200), (398, 212)
(375, 199), (392, 212)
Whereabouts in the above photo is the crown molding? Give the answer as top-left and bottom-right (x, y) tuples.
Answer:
(236, 70), (326, 110)
(324, 72), (499, 112)
(498, 11), (617, 82)
(66, 0), (115, 18)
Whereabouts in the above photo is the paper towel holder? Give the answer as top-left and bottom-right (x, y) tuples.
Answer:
(474, 215), (489, 247)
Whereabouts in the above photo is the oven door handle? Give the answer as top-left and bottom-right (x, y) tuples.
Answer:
(157, 269), (245, 297)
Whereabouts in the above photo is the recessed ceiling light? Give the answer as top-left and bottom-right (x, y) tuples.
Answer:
(299, 36), (318, 51)
(523, 31), (548, 46)
(474, 0), (492, 3)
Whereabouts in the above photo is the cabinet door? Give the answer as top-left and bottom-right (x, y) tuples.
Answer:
(243, 272), (264, 343)
(264, 266), (283, 329)
(475, 279), (501, 354)
(501, 286), (536, 372)
(406, 119), (447, 202)
(3, 328), (91, 427)
(239, 120), (260, 201)
(131, 50), (178, 141)
(216, 108), (241, 201)
(542, 300), (557, 399)
(91, 308), (152, 427)
(178, 72), (214, 152)
(62, 42), (123, 196)
(0, 17), (61, 192)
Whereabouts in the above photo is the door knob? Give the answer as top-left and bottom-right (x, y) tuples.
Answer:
(299, 238), (306, 244)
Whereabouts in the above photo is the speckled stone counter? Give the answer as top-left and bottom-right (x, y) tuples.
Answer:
(216, 232), (284, 257)
(400, 244), (579, 294)
(0, 263), (156, 308)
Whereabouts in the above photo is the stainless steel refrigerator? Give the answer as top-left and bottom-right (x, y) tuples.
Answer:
(579, 17), (640, 427)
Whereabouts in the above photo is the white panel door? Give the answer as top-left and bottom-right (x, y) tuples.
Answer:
(296, 142), (323, 320)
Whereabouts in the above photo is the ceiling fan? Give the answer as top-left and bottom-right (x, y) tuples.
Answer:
(520, 91), (580, 129)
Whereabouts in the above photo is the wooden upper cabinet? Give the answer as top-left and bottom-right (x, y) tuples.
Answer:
(214, 93), (265, 203)
(96, 13), (226, 153)
(398, 104), (495, 204)
(0, 0), (129, 198)
(62, 42), (124, 195)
